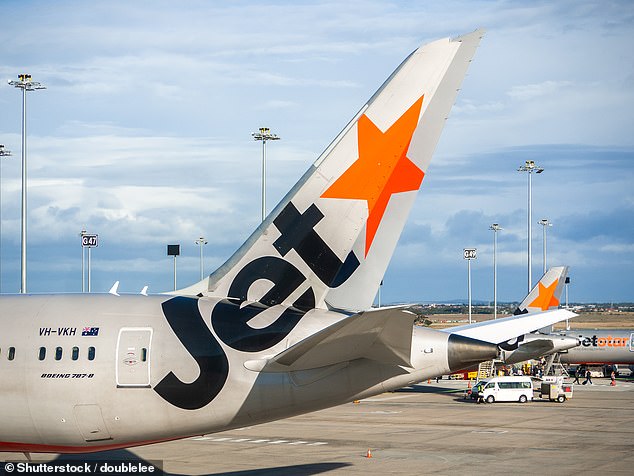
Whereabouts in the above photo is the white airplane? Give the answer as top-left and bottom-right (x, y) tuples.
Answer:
(557, 329), (634, 366)
(0, 29), (575, 454)
(507, 269), (634, 368)
(495, 267), (581, 364)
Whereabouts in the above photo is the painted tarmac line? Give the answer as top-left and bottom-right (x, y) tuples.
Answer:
(191, 436), (327, 446)
(364, 394), (418, 402)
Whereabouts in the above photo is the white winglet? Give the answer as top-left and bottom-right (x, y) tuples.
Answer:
(108, 281), (120, 296)
(140, 286), (148, 296)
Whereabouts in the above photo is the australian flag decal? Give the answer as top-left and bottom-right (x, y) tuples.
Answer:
(82, 327), (99, 336)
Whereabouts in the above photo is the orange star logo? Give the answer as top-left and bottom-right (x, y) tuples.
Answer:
(321, 96), (425, 256)
(529, 279), (560, 311)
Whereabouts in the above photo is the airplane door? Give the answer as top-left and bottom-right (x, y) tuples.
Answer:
(116, 327), (153, 387)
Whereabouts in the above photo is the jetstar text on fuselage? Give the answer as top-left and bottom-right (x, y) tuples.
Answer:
(578, 334), (629, 347)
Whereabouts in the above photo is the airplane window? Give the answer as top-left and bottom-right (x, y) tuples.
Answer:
(55, 347), (62, 361)
(88, 346), (95, 361)
(8, 347), (15, 361)
(39, 347), (46, 361)
(141, 348), (147, 362)
(72, 346), (79, 361)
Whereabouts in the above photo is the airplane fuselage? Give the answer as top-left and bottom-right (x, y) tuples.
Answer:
(557, 329), (634, 365)
(0, 293), (475, 453)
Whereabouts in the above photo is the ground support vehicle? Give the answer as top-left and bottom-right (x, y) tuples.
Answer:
(469, 376), (534, 404)
(540, 376), (573, 403)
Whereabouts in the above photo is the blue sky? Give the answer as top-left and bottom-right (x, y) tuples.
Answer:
(0, 0), (632, 302)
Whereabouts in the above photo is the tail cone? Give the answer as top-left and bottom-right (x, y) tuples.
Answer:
(447, 334), (498, 372)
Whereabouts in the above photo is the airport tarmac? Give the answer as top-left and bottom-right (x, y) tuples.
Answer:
(2, 378), (633, 475)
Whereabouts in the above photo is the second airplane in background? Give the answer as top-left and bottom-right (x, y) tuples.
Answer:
(447, 267), (580, 366)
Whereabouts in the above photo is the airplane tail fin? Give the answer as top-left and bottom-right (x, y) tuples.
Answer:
(176, 30), (485, 312)
(513, 266), (568, 315)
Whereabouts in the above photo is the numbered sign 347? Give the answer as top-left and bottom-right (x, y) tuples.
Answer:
(463, 248), (476, 260)
(82, 234), (98, 248)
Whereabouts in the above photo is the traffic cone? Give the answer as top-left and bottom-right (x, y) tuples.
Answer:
(366, 449), (372, 458)
(468, 380), (472, 389)
(427, 379), (431, 384)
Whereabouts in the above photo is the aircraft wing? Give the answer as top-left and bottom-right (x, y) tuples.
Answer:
(444, 308), (576, 344)
(246, 306), (419, 372)
(248, 307), (576, 373)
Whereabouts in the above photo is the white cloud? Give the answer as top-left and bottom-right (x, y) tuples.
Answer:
(506, 80), (572, 101)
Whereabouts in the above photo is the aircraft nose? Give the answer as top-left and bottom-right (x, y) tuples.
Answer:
(447, 334), (499, 371)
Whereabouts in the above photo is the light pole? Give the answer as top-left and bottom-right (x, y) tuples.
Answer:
(565, 276), (571, 330)
(464, 248), (477, 324)
(489, 223), (502, 319)
(538, 218), (552, 275)
(167, 245), (180, 291)
(517, 160), (543, 292)
(79, 229), (86, 292)
(252, 127), (280, 222)
(9, 74), (46, 294)
(80, 233), (98, 292)
(195, 237), (208, 281)
(0, 145), (12, 293)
